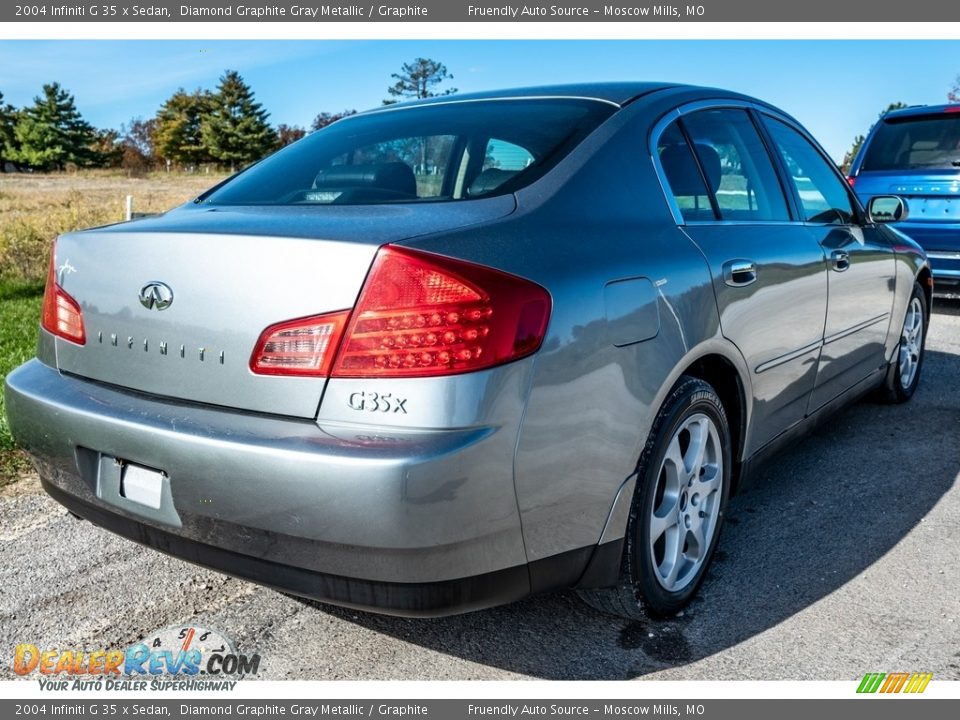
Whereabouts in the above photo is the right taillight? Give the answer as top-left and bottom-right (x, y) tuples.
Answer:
(41, 247), (85, 345)
(847, 175), (857, 188)
(332, 246), (551, 378)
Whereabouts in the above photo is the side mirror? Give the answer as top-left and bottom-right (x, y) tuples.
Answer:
(867, 195), (909, 224)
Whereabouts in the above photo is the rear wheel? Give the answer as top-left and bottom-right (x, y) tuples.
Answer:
(882, 281), (927, 403)
(579, 376), (732, 619)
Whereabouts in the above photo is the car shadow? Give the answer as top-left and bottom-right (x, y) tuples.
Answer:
(293, 341), (960, 680)
(933, 296), (960, 317)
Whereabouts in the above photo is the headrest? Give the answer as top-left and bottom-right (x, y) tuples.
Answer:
(314, 162), (417, 197)
(467, 169), (519, 197)
(660, 143), (722, 196)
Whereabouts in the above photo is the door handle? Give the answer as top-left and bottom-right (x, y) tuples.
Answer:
(831, 250), (850, 272)
(723, 259), (757, 287)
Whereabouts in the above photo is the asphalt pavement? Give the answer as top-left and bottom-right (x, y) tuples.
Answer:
(2, 301), (958, 681)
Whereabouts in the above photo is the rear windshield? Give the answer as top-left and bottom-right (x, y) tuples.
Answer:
(862, 113), (960, 171)
(198, 99), (615, 206)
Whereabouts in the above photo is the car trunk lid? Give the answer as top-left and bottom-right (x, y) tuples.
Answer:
(51, 199), (513, 418)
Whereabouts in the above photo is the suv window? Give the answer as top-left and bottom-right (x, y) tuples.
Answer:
(862, 113), (960, 171)
(681, 108), (790, 222)
(765, 117), (856, 225)
(200, 99), (615, 206)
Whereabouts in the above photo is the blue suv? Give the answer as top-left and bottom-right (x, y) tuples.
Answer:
(849, 104), (960, 294)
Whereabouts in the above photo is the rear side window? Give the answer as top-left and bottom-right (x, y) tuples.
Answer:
(681, 109), (790, 222)
(765, 117), (856, 225)
(862, 113), (960, 171)
(657, 121), (715, 222)
(199, 99), (615, 206)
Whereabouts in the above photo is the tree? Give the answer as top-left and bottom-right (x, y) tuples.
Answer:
(91, 128), (123, 167)
(153, 89), (210, 168)
(384, 58), (457, 105)
(200, 70), (275, 171)
(119, 117), (157, 174)
(841, 102), (910, 173)
(122, 117), (156, 159)
(311, 109), (356, 131)
(950, 75), (960, 103)
(0, 91), (18, 171)
(276, 123), (306, 147)
(841, 134), (866, 174)
(10, 83), (97, 170)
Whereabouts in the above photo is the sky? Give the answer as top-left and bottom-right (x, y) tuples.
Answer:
(1, 39), (959, 162)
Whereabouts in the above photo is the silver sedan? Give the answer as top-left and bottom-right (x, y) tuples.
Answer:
(4, 83), (930, 618)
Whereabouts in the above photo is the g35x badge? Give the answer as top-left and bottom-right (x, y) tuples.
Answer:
(348, 391), (408, 414)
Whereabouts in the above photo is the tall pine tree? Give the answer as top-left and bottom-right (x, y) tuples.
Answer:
(11, 83), (96, 170)
(201, 70), (275, 171)
(153, 89), (210, 168)
(384, 58), (457, 105)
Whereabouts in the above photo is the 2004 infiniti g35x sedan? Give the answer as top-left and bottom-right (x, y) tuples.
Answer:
(4, 83), (931, 619)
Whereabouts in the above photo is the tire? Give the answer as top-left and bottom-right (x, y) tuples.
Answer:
(579, 376), (732, 619)
(881, 281), (927, 404)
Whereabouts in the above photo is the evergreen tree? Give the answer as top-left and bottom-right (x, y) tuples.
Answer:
(10, 83), (97, 170)
(200, 70), (275, 171)
(384, 58), (457, 105)
(0, 92), (18, 171)
(153, 89), (210, 168)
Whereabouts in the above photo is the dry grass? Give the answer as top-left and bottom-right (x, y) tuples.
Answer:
(0, 170), (228, 484)
(0, 170), (229, 282)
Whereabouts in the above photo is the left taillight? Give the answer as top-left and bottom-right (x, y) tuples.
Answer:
(41, 247), (85, 345)
(249, 311), (350, 376)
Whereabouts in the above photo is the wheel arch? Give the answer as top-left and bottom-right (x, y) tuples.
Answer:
(917, 265), (933, 317)
(577, 339), (753, 590)
(678, 351), (750, 494)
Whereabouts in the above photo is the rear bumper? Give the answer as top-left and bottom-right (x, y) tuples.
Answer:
(4, 359), (540, 616)
(39, 474), (529, 616)
(890, 222), (960, 288)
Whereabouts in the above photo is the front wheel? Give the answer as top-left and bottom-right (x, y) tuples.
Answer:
(882, 281), (927, 403)
(579, 376), (732, 619)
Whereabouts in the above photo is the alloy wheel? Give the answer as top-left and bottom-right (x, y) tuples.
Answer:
(648, 413), (724, 592)
(899, 296), (924, 390)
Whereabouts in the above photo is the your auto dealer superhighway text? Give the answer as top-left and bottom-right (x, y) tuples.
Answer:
(179, 4), (428, 17)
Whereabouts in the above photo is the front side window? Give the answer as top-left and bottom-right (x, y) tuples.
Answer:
(199, 99), (614, 206)
(681, 108), (790, 222)
(765, 117), (856, 225)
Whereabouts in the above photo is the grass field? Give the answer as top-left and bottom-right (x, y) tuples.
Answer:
(0, 170), (228, 485)
(0, 280), (43, 484)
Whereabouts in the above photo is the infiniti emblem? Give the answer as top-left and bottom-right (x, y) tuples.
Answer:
(139, 281), (174, 311)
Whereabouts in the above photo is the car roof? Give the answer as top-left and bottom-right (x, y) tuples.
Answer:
(882, 103), (960, 120)
(372, 82), (684, 110)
